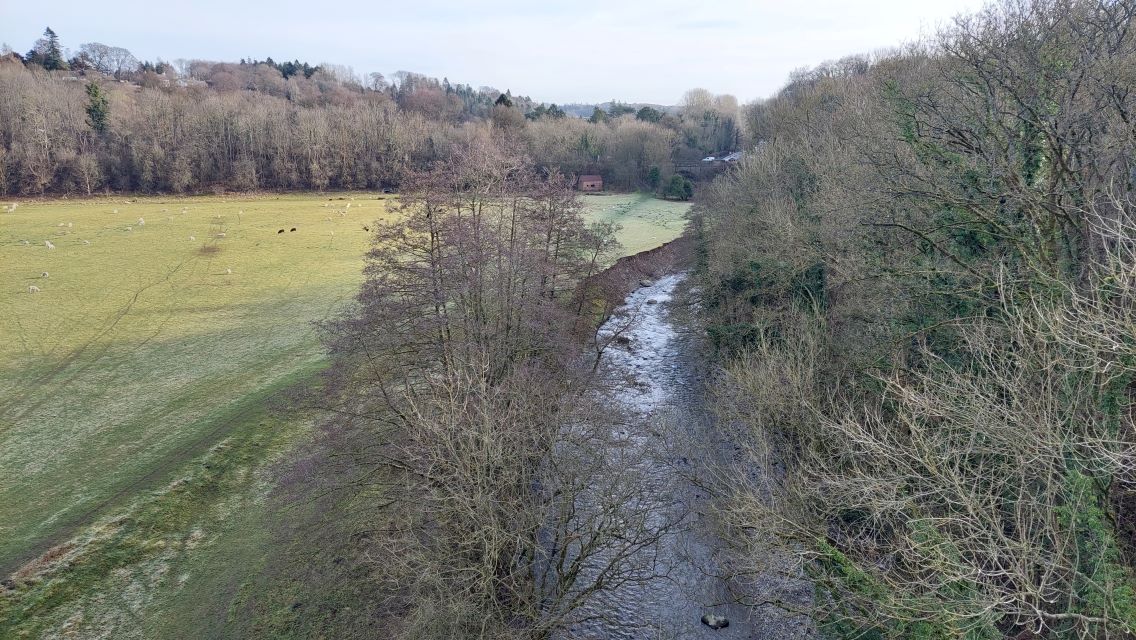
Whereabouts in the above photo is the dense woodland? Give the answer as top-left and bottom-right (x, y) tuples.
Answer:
(0, 30), (741, 196)
(697, 0), (1136, 636)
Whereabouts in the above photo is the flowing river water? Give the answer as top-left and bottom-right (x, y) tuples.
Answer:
(563, 272), (814, 639)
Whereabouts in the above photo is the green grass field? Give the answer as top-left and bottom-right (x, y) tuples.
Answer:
(0, 190), (688, 637)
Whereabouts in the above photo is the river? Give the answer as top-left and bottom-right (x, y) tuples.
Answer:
(562, 273), (814, 639)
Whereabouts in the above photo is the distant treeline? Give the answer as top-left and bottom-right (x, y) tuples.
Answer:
(0, 28), (744, 196)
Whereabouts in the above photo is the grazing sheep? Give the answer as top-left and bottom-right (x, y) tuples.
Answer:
(28, 285), (40, 293)
(290, 227), (296, 232)
(216, 232), (226, 238)
(323, 203), (329, 208)
(44, 240), (55, 249)
(41, 271), (49, 278)
(112, 209), (118, 214)
(126, 226), (132, 232)
(137, 217), (145, 226)
(67, 222), (72, 228)
(82, 239), (90, 245)
(277, 229), (285, 234)
(189, 235), (196, 241)
(21, 240), (29, 245)
(330, 231), (334, 236)
(225, 268), (232, 275)
(58, 222), (65, 227)
(345, 203), (351, 210)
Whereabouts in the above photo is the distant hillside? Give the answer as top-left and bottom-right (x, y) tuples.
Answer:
(560, 101), (677, 118)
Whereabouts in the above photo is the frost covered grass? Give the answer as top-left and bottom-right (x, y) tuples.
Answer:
(581, 193), (691, 256)
(0, 192), (388, 570)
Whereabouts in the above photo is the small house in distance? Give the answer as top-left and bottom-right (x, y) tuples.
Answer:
(577, 174), (603, 192)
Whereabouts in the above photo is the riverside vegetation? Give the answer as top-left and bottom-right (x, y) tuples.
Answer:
(697, 0), (1136, 637)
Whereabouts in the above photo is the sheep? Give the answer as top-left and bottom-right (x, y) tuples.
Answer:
(225, 268), (232, 275)
(44, 240), (55, 249)
(125, 226), (133, 232)
(216, 232), (226, 238)
(9, 203), (16, 210)
(67, 222), (72, 228)
(112, 209), (118, 214)
(41, 271), (49, 278)
(137, 217), (145, 226)
(345, 203), (351, 210)
(277, 229), (285, 234)
(82, 239), (90, 245)
(20, 240), (29, 245)
(323, 203), (329, 208)
(189, 235), (196, 241)
(362, 226), (370, 232)
(28, 285), (40, 293)
(290, 227), (296, 232)
(58, 222), (65, 227)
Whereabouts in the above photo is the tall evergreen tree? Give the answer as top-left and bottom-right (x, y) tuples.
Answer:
(26, 27), (67, 71)
(85, 82), (109, 134)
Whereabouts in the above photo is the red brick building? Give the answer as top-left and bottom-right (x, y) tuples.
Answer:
(577, 175), (603, 192)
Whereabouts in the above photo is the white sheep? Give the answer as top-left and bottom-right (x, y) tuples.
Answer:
(21, 240), (29, 245)
(125, 226), (133, 232)
(41, 271), (49, 278)
(67, 222), (72, 228)
(225, 268), (232, 275)
(216, 232), (226, 238)
(137, 217), (145, 226)
(10, 203), (17, 210)
(28, 285), (40, 293)
(58, 222), (65, 227)
(82, 239), (90, 245)
(189, 235), (196, 241)
(112, 208), (119, 214)
(345, 203), (351, 210)
(44, 240), (55, 249)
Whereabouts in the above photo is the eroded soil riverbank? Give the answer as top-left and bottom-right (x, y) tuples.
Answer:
(566, 272), (814, 639)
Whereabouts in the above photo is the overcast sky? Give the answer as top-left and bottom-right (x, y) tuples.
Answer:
(1, 0), (987, 105)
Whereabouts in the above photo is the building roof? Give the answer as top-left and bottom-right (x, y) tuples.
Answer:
(578, 175), (603, 182)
